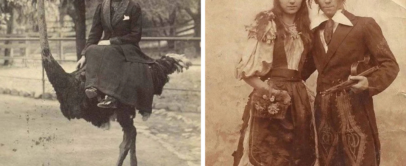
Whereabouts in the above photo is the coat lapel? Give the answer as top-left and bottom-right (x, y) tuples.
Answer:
(320, 10), (358, 72)
(111, 0), (130, 27)
(102, 0), (113, 31)
(313, 27), (327, 70)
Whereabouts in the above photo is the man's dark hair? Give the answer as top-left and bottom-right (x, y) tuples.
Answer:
(308, 0), (346, 10)
(309, 0), (346, 5)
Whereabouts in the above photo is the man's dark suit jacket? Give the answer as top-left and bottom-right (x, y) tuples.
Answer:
(83, 0), (154, 64)
(302, 10), (399, 160)
(303, 10), (399, 96)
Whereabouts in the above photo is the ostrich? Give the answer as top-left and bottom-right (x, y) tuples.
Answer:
(36, 0), (190, 165)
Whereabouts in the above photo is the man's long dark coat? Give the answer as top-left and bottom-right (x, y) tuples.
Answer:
(302, 10), (399, 166)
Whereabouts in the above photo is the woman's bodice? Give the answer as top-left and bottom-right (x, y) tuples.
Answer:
(272, 32), (307, 72)
(272, 20), (307, 70)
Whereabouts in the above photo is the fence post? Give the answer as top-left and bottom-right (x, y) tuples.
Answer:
(158, 40), (161, 56)
(24, 34), (29, 67)
(9, 35), (14, 61)
(10, 47), (14, 61)
(59, 33), (63, 63)
(42, 62), (45, 96)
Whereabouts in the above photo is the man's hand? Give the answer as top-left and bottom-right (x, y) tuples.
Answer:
(349, 75), (369, 93)
(98, 40), (111, 45)
(76, 56), (86, 69)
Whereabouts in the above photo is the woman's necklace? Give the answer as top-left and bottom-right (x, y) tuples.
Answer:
(281, 20), (301, 39)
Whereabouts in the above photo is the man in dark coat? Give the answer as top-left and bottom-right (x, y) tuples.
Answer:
(302, 0), (399, 165)
(77, 0), (155, 115)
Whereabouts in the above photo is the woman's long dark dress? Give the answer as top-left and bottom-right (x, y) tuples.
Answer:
(233, 30), (316, 166)
(83, 0), (155, 114)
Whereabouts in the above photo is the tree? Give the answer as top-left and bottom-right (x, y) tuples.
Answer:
(58, 0), (104, 60)
(138, 0), (179, 49)
(179, 0), (200, 37)
(178, 0), (200, 53)
(0, 0), (16, 65)
(0, 0), (58, 65)
(140, 0), (200, 36)
(59, 0), (86, 60)
(0, 0), (39, 65)
(138, 0), (200, 53)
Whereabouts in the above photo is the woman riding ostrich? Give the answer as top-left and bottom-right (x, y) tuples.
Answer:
(37, 0), (190, 165)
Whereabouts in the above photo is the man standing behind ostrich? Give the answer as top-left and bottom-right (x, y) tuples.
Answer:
(302, 0), (399, 165)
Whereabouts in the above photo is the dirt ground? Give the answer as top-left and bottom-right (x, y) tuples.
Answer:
(0, 95), (200, 166)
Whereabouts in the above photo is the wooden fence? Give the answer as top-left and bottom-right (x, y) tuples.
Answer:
(0, 37), (201, 94)
(0, 36), (200, 64)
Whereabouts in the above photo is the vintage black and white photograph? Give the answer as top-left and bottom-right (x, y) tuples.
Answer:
(206, 0), (406, 165)
(0, 0), (201, 165)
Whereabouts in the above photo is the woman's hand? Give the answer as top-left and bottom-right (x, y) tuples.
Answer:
(98, 40), (111, 45)
(256, 85), (271, 96)
(243, 76), (274, 96)
(77, 56), (86, 69)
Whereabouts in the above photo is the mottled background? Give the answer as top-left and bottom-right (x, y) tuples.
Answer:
(206, 0), (406, 165)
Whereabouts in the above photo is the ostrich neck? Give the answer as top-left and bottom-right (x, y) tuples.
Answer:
(37, 0), (69, 87)
(38, 1), (56, 62)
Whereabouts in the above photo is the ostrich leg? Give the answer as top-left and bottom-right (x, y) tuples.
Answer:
(129, 125), (137, 166)
(116, 106), (137, 166)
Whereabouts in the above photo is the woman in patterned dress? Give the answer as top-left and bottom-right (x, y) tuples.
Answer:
(233, 0), (316, 165)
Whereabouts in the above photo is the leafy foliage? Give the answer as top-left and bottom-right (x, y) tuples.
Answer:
(0, 0), (200, 36)
(0, 0), (59, 32)
(138, 0), (200, 36)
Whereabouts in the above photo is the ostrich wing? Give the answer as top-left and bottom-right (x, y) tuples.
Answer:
(43, 53), (190, 127)
(151, 54), (191, 95)
(43, 58), (115, 127)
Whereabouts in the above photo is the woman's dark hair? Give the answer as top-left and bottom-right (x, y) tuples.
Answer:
(271, 0), (313, 48)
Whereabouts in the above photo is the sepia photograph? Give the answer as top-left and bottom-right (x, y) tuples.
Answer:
(0, 0), (201, 165)
(206, 0), (406, 165)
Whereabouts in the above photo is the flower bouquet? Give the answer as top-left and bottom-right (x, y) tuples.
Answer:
(251, 85), (292, 120)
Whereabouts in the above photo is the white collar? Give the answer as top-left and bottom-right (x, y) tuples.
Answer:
(310, 9), (353, 29)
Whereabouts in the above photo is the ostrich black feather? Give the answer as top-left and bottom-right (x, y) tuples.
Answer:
(43, 54), (189, 127)
(150, 55), (188, 95)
